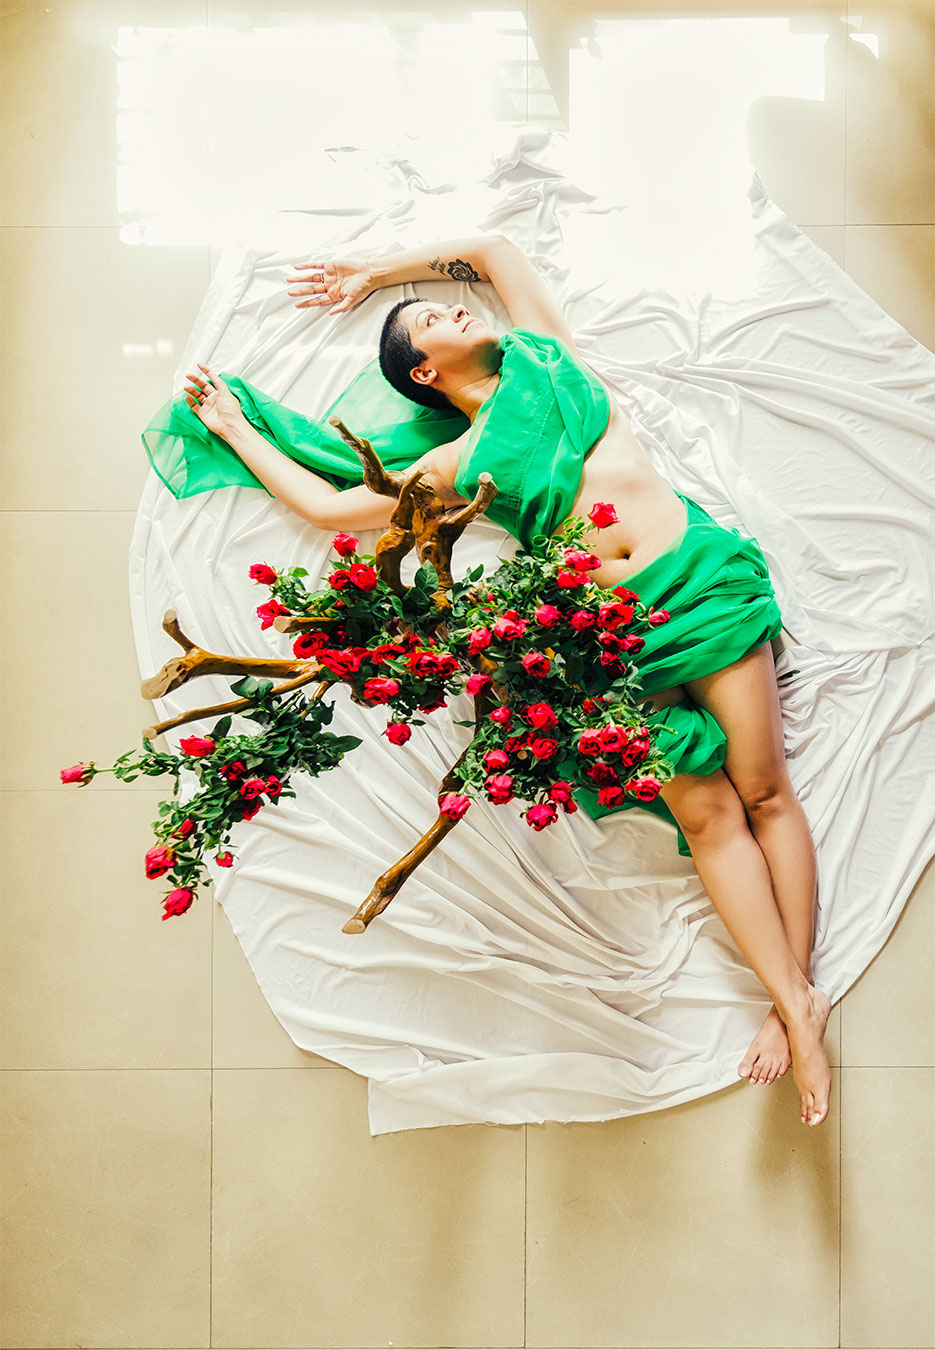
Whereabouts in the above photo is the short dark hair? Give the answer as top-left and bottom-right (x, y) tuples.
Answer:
(378, 297), (453, 411)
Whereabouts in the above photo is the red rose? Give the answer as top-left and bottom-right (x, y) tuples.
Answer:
(383, 722), (412, 745)
(144, 844), (175, 879)
(598, 632), (625, 651)
(465, 672), (492, 696)
(521, 651), (551, 677)
(599, 654), (625, 673)
(363, 677), (400, 705)
(527, 736), (558, 760)
(648, 609), (671, 627)
(599, 724), (629, 754)
(621, 634), (645, 654)
(239, 777), (267, 800)
(577, 729), (603, 756)
(589, 501), (619, 528)
(60, 762), (95, 786)
(240, 797), (263, 821)
(407, 651), (439, 679)
(621, 737), (650, 768)
(173, 818), (196, 839)
(581, 697), (603, 715)
(215, 852), (234, 868)
(525, 701), (558, 730)
(467, 627), (492, 654)
(249, 563), (278, 586)
(418, 697), (447, 713)
(598, 600), (635, 630)
(626, 774), (663, 801)
(556, 569), (588, 589)
(332, 532), (358, 558)
(483, 749), (510, 771)
(430, 653), (459, 678)
(264, 775), (283, 798)
(492, 613), (527, 640)
(484, 773), (514, 804)
(548, 780), (574, 804)
(256, 599), (291, 631)
(162, 887), (194, 920)
(563, 548), (602, 571)
(597, 784), (626, 807)
(534, 603), (561, 627)
(525, 802), (558, 831)
(369, 641), (407, 664)
(586, 760), (619, 786)
(292, 630), (330, 659)
(348, 563), (378, 591)
(503, 734), (528, 754)
(219, 760), (247, 781)
(489, 706), (513, 726)
(328, 570), (353, 590)
(179, 735), (215, 756)
(318, 648), (364, 678)
(439, 792), (470, 820)
(568, 609), (596, 631)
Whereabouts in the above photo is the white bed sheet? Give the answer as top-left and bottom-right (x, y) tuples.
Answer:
(128, 127), (935, 1135)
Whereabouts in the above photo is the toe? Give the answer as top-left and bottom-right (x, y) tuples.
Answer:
(738, 1059), (752, 1079)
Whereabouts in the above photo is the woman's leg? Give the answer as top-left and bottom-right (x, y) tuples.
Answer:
(657, 765), (831, 1125)
(682, 642), (818, 1083)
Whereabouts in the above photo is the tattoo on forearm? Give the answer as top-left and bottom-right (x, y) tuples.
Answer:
(428, 256), (481, 282)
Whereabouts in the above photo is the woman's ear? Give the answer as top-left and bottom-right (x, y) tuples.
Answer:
(409, 363), (438, 389)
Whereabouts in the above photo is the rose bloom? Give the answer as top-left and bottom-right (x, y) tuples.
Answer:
(577, 729), (603, 756)
(328, 569), (353, 590)
(293, 631), (330, 659)
(60, 762), (94, 786)
(621, 737), (650, 768)
(524, 701), (558, 730)
(598, 599), (635, 630)
(620, 633), (645, 654)
(626, 774), (664, 801)
(526, 801), (558, 831)
(534, 603), (561, 627)
(256, 599), (291, 631)
(503, 734), (528, 754)
(179, 735), (215, 756)
(239, 777), (267, 800)
(548, 781), (574, 805)
(418, 696), (447, 713)
(597, 784), (626, 807)
(348, 563), (378, 591)
(527, 735), (558, 760)
(264, 775), (283, 798)
(332, 532), (358, 558)
(556, 569), (588, 589)
(599, 724), (630, 754)
(144, 844), (175, 879)
(467, 626), (493, 654)
(599, 653), (625, 673)
(369, 641), (407, 664)
(483, 748), (510, 772)
(363, 677), (400, 705)
(439, 792), (470, 820)
(484, 773), (514, 804)
(240, 797), (263, 821)
(465, 672), (492, 696)
(318, 648), (365, 678)
(219, 760), (247, 781)
(489, 706), (513, 726)
(215, 852), (234, 868)
(648, 609), (671, 627)
(586, 760), (619, 787)
(521, 651), (551, 677)
(429, 652), (459, 678)
(384, 722), (412, 745)
(581, 697), (603, 716)
(589, 501), (619, 528)
(162, 887), (194, 920)
(563, 548), (602, 572)
(598, 632), (625, 651)
(567, 610), (596, 633)
(249, 562), (278, 586)
(492, 612), (527, 640)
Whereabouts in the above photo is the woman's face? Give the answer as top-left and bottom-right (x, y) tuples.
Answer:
(404, 301), (500, 393)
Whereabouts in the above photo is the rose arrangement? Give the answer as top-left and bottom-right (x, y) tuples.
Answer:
(61, 500), (674, 921)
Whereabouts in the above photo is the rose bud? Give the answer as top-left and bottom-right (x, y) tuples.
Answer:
(489, 706), (513, 726)
(620, 634), (645, 654)
(589, 501), (619, 528)
(467, 627), (493, 654)
(521, 651), (551, 677)
(264, 775), (283, 798)
(161, 887), (194, 920)
(598, 654), (625, 673)
(240, 797), (263, 821)
(215, 852), (234, 868)
(598, 632), (625, 651)
(626, 774), (664, 801)
(465, 672), (492, 696)
(577, 729), (603, 756)
(568, 609), (596, 631)
(249, 563), (278, 585)
(484, 773), (514, 804)
(525, 701), (558, 730)
(172, 818), (196, 839)
(328, 569), (353, 590)
(418, 697), (448, 713)
(483, 749), (510, 772)
(581, 697), (603, 716)
(563, 548), (602, 571)
(256, 599), (291, 631)
(534, 603), (562, 627)
(556, 569), (588, 589)
(332, 532), (359, 558)
(439, 792), (470, 820)
(239, 777), (267, 800)
(548, 781), (574, 803)
(363, 677), (400, 704)
(383, 722), (412, 746)
(178, 735), (216, 756)
(144, 844), (175, 879)
(219, 760), (247, 781)
(648, 609), (671, 627)
(525, 802), (558, 831)
(349, 563), (378, 591)
(60, 762), (95, 786)
(597, 784), (626, 808)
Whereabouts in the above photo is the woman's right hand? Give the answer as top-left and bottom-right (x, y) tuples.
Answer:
(286, 258), (374, 315)
(183, 364), (248, 442)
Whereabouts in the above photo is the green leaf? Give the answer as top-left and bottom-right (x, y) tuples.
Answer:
(213, 715), (233, 740)
(231, 675), (259, 698)
(293, 567), (308, 578)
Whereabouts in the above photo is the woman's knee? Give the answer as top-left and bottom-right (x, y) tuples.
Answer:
(660, 769), (748, 841)
(730, 768), (795, 818)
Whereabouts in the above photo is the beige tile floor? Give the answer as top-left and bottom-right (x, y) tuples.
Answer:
(1, 1), (933, 1347)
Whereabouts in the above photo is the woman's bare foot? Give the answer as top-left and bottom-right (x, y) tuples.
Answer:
(738, 1005), (792, 1084)
(784, 984), (833, 1125)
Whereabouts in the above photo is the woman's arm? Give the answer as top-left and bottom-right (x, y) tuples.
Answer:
(366, 235), (503, 288)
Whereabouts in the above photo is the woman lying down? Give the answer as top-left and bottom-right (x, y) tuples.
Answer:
(177, 232), (833, 1127)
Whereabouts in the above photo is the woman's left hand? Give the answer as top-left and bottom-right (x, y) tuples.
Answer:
(183, 364), (247, 440)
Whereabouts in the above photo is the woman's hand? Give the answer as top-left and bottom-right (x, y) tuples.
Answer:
(183, 364), (248, 441)
(286, 257), (374, 315)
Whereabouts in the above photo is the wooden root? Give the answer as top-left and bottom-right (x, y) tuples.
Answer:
(140, 609), (322, 700)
